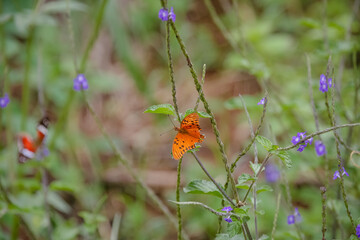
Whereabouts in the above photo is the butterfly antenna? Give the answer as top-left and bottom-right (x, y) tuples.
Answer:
(167, 115), (176, 127)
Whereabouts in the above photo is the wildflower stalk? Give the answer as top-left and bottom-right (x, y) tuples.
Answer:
(167, 19), (240, 205)
(163, 2), (182, 237)
(49, 0), (109, 148)
(0, 178), (37, 240)
(271, 192), (281, 240)
(231, 95), (268, 172)
(191, 153), (236, 207)
(194, 64), (206, 112)
(324, 91), (355, 230)
(239, 94), (259, 239)
(176, 158), (183, 240)
(278, 123), (360, 151)
(82, 93), (189, 239)
(320, 186), (327, 240)
(306, 54), (329, 186)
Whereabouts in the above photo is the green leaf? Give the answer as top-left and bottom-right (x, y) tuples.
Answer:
(299, 18), (320, 28)
(184, 109), (211, 118)
(50, 181), (77, 193)
(198, 111), (211, 118)
(274, 150), (292, 168)
(237, 174), (256, 185)
(215, 234), (243, 240)
(235, 185), (249, 190)
(48, 191), (72, 214)
(144, 104), (175, 115)
(233, 207), (247, 215)
(250, 162), (262, 175)
(227, 221), (243, 237)
(256, 135), (273, 151)
(256, 185), (273, 194)
(183, 180), (223, 198)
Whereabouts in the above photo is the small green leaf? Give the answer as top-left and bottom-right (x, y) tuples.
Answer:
(144, 104), (175, 115)
(198, 111), (211, 118)
(250, 162), (262, 175)
(233, 208), (247, 215)
(255, 209), (265, 215)
(183, 180), (223, 198)
(235, 184), (249, 190)
(50, 181), (77, 193)
(274, 150), (292, 168)
(227, 221), (243, 237)
(256, 185), (273, 194)
(184, 109), (211, 118)
(237, 174), (256, 185)
(256, 135), (273, 151)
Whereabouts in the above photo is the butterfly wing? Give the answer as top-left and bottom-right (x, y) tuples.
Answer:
(172, 132), (200, 160)
(180, 113), (200, 130)
(17, 134), (36, 163)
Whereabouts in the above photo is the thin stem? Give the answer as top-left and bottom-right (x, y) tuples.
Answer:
(271, 192), (281, 240)
(239, 94), (258, 239)
(324, 92), (355, 231)
(194, 64), (206, 112)
(306, 54), (329, 186)
(176, 157), (183, 240)
(191, 152), (236, 207)
(320, 186), (327, 240)
(231, 95), (268, 172)
(66, 0), (79, 73)
(278, 123), (360, 151)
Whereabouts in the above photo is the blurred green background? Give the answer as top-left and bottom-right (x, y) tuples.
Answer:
(0, 0), (359, 239)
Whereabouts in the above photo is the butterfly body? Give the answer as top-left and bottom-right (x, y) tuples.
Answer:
(18, 117), (50, 163)
(172, 113), (204, 160)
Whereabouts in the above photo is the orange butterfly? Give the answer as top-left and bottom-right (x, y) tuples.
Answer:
(17, 117), (50, 163)
(172, 113), (204, 160)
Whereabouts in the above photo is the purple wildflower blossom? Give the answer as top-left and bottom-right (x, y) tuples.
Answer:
(222, 206), (233, 223)
(315, 141), (326, 156)
(222, 206), (233, 212)
(319, 74), (332, 93)
(0, 93), (10, 108)
(305, 137), (313, 146)
(287, 215), (295, 225)
(333, 167), (349, 180)
(73, 74), (89, 91)
(257, 97), (266, 105)
(297, 145), (306, 152)
(158, 8), (168, 21)
(158, 7), (176, 22)
(265, 164), (280, 183)
(168, 7), (176, 22)
(356, 224), (360, 238)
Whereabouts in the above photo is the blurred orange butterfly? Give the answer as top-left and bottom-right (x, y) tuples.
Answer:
(172, 113), (204, 160)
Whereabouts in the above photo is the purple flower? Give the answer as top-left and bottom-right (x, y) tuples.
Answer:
(287, 215), (295, 225)
(297, 145), (306, 152)
(333, 167), (349, 180)
(0, 93), (10, 108)
(291, 132), (306, 145)
(356, 224), (360, 238)
(158, 8), (168, 21)
(305, 137), (313, 146)
(265, 164), (280, 183)
(168, 7), (176, 22)
(222, 206), (233, 223)
(73, 74), (89, 91)
(257, 97), (266, 105)
(222, 206), (233, 212)
(315, 141), (326, 156)
(294, 208), (302, 223)
(287, 208), (301, 225)
(319, 74), (332, 93)
(158, 7), (176, 22)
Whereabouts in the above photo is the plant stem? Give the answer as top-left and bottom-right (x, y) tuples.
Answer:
(320, 186), (327, 240)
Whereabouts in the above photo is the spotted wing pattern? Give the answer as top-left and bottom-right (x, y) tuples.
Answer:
(172, 133), (200, 160)
(172, 113), (204, 160)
